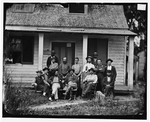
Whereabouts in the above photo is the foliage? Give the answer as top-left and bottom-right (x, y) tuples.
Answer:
(123, 4), (147, 55)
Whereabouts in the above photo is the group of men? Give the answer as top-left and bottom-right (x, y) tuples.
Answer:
(32, 50), (117, 101)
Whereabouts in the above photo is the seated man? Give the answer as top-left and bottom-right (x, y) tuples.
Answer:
(82, 68), (98, 98)
(32, 70), (44, 92)
(102, 74), (115, 98)
(63, 69), (78, 100)
(42, 67), (51, 99)
(103, 59), (117, 98)
(49, 70), (61, 101)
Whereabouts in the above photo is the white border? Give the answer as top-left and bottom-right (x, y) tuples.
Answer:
(1, 1), (149, 122)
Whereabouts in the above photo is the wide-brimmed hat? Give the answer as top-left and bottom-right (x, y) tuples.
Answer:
(51, 50), (56, 54)
(88, 68), (95, 72)
(86, 56), (92, 60)
(106, 59), (113, 63)
(36, 70), (43, 74)
(43, 67), (49, 71)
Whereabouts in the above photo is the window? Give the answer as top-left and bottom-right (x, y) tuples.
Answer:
(13, 4), (35, 13)
(69, 3), (84, 13)
(8, 36), (34, 64)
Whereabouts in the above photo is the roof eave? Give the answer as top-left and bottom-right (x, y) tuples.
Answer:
(5, 25), (137, 36)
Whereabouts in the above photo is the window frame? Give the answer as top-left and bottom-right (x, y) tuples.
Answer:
(9, 35), (34, 65)
(69, 3), (85, 14)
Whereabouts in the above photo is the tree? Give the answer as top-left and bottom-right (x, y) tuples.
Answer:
(123, 3), (147, 55)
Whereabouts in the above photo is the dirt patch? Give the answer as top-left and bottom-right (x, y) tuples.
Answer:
(29, 99), (88, 111)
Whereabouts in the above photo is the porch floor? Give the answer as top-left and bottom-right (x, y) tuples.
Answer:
(114, 85), (133, 94)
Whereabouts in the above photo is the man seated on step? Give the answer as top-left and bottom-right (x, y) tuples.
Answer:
(103, 59), (117, 98)
(63, 69), (78, 100)
(42, 67), (51, 99)
(32, 70), (44, 93)
(82, 68), (98, 98)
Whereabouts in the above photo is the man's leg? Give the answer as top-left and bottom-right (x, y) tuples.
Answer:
(43, 84), (50, 96)
(82, 82), (93, 97)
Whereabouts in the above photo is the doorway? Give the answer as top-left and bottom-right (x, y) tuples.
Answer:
(88, 38), (108, 65)
(52, 42), (75, 66)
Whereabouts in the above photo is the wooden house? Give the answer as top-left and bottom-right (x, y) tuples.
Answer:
(5, 4), (136, 90)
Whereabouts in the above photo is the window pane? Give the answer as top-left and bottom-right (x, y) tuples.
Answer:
(69, 4), (84, 13)
(22, 37), (34, 64)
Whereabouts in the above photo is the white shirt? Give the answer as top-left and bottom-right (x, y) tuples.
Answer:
(84, 74), (98, 84)
(107, 66), (112, 70)
(82, 63), (95, 72)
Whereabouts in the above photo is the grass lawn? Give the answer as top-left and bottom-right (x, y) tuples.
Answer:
(4, 81), (146, 117)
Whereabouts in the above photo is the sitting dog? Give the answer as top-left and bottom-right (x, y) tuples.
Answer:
(94, 91), (105, 105)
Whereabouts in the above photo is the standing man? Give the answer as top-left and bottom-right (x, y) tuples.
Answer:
(59, 57), (70, 88)
(103, 59), (117, 97)
(47, 50), (59, 68)
(93, 52), (98, 66)
(95, 59), (105, 92)
(72, 57), (82, 96)
(82, 56), (95, 73)
(72, 57), (82, 77)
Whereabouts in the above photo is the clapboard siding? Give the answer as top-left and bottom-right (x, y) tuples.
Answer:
(5, 32), (39, 83)
(6, 32), (126, 85)
(108, 36), (126, 84)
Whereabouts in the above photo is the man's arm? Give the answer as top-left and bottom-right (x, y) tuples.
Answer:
(112, 66), (117, 81)
(46, 57), (51, 68)
(93, 75), (98, 84)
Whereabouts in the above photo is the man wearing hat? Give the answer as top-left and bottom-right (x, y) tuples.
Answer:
(46, 50), (59, 68)
(82, 56), (95, 72)
(82, 56), (95, 90)
(32, 70), (44, 92)
(103, 59), (117, 97)
(63, 69), (78, 100)
(82, 68), (98, 98)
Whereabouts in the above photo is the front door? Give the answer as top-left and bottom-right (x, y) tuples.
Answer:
(88, 38), (108, 65)
(52, 42), (75, 66)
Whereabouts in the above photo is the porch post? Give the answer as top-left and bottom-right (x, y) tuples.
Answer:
(38, 33), (44, 70)
(83, 35), (88, 65)
(128, 36), (134, 90)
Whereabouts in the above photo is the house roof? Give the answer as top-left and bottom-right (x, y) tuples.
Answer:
(6, 4), (129, 29)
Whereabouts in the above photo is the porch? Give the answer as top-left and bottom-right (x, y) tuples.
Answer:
(5, 26), (136, 91)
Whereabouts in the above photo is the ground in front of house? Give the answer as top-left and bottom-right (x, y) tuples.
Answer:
(4, 80), (146, 117)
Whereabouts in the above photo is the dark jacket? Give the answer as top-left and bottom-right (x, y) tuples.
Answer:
(46, 55), (59, 68)
(104, 66), (117, 82)
(35, 76), (44, 85)
(102, 76), (115, 87)
(65, 73), (78, 84)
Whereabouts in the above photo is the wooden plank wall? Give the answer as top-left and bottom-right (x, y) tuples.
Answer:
(5, 32), (126, 85)
(108, 36), (126, 85)
(5, 32), (38, 83)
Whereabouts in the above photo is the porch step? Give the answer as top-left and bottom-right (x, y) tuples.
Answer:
(114, 85), (133, 94)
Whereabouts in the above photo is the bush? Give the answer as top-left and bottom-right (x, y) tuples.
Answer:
(5, 84), (31, 114)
